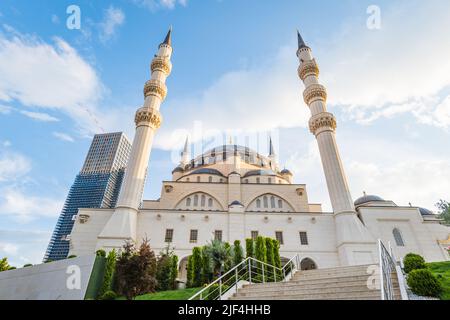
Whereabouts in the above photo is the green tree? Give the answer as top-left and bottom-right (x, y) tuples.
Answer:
(204, 240), (231, 278)
(170, 255), (179, 290)
(245, 238), (254, 258)
(272, 239), (282, 279)
(156, 254), (172, 291)
(255, 236), (267, 263)
(0, 258), (11, 272)
(192, 247), (203, 287)
(265, 238), (275, 281)
(114, 239), (157, 300)
(233, 240), (244, 267)
(99, 249), (117, 297)
(201, 246), (213, 284)
(223, 242), (232, 272)
(436, 200), (450, 225)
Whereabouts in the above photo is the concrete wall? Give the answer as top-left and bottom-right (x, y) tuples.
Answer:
(0, 255), (98, 300)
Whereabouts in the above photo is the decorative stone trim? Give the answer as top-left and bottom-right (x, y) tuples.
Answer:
(143, 79), (167, 100)
(298, 59), (319, 81)
(303, 84), (327, 105)
(151, 57), (172, 75)
(309, 112), (337, 135)
(135, 108), (162, 129)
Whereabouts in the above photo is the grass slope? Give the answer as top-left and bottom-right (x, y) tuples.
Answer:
(117, 287), (202, 300)
(427, 261), (450, 300)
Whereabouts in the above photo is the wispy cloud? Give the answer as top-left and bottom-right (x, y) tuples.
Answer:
(0, 151), (31, 182)
(20, 110), (59, 122)
(52, 131), (75, 142)
(99, 6), (125, 43)
(132, 0), (188, 11)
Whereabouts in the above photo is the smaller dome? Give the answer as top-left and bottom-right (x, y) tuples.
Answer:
(243, 169), (277, 178)
(229, 200), (244, 207)
(418, 207), (434, 216)
(190, 168), (225, 177)
(229, 171), (240, 176)
(354, 194), (385, 207)
(280, 169), (292, 175)
(172, 166), (184, 174)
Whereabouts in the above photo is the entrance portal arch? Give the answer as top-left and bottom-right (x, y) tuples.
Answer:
(300, 258), (317, 270)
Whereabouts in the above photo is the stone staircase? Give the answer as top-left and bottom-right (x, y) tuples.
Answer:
(230, 264), (402, 300)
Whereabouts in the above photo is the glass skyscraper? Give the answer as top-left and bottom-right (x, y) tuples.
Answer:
(44, 132), (132, 261)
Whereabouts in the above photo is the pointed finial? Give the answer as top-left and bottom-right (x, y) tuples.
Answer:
(183, 135), (189, 153)
(363, 191), (367, 197)
(228, 136), (233, 145)
(269, 136), (275, 156)
(161, 26), (172, 47)
(297, 29), (307, 49)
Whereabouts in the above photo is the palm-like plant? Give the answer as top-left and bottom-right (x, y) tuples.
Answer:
(204, 240), (231, 277)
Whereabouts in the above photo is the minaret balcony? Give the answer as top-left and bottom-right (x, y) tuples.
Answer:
(151, 57), (172, 75)
(303, 84), (327, 105)
(135, 107), (162, 129)
(298, 59), (319, 81)
(143, 79), (168, 100)
(309, 112), (337, 135)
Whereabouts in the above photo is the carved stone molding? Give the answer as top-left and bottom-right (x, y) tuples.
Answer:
(151, 57), (172, 75)
(309, 112), (337, 135)
(298, 59), (319, 81)
(303, 84), (327, 105)
(143, 79), (167, 100)
(135, 108), (162, 129)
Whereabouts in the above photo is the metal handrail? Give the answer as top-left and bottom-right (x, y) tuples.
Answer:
(189, 254), (301, 300)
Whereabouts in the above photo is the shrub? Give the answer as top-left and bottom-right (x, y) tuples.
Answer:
(99, 249), (117, 297)
(233, 240), (244, 267)
(156, 254), (172, 291)
(68, 255), (77, 259)
(96, 249), (106, 257)
(99, 290), (117, 300)
(192, 247), (203, 287)
(407, 269), (442, 297)
(201, 246), (213, 285)
(170, 255), (179, 290)
(403, 253), (426, 273)
(245, 239), (254, 258)
(23, 264), (33, 268)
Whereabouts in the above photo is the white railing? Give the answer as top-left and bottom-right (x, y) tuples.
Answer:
(189, 254), (301, 300)
(378, 239), (409, 300)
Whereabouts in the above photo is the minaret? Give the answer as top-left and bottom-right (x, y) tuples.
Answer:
(296, 30), (375, 265)
(180, 136), (190, 166)
(268, 136), (279, 171)
(97, 28), (173, 249)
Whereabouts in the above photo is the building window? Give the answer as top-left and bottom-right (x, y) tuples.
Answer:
(208, 176), (213, 183)
(245, 179), (249, 184)
(299, 232), (308, 245)
(165, 229), (174, 243)
(278, 200), (283, 208)
(270, 196), (275, 208)
(194, 195), (199, 206)
(268, 178), (272, 184)
(256, 199), (261, 209)
(251, 231), (259, 240)
(201, 194), (206, 207)
(393, 228), (405, 247)
(208, 198), (213, 207)
(263, 196), (268, 208)
(197, 176), (201, 182)
(214, 230), (223, 242)
(190, 230), (198, 243)
(256, 178), (260, 184)
(275, 231), (284, 245)
(186, 198), (191, 206)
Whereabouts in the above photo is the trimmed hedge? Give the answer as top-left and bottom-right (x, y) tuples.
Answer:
(407, 269), (442, 297)
(403, 253), (426, 274)
(99, 290), (117, 300)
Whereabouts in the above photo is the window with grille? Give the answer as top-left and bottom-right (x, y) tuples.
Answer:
(251, 231), (259, 240)
(275, 231), (284, 245)
(393, 228), (405, 246)
(214, 230), (223, 242)
(165, 229), (173, 243)
(190, 229), (198, 243)
(299, 231), (308, 245)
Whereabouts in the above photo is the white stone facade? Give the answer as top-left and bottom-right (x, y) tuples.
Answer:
(68, 30), (450, 282)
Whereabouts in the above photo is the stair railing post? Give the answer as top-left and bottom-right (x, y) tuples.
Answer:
(283, 268), (286, 282)
(248, 259), (252, 283)
(274, 266), (277, 282)
(235, 267), (238, 295)
(219, 278), (222, 300)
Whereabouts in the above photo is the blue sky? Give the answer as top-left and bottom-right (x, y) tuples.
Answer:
(0, 0), (449, 266)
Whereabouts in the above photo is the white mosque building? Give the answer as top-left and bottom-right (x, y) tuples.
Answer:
(68, 29), (450, 282)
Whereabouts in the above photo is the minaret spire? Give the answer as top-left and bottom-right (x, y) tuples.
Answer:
(268, 136), (279, 171)
(297, 29), (308, 50)
(98, 29), (174, 249)
(180, 135), (190, 166)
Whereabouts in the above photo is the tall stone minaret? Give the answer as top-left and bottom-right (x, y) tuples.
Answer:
(296, 30), (375, 265)
(97, 28), (173, 249)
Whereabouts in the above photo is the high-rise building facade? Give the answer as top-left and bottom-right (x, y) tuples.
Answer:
(44, 132), (131, 261)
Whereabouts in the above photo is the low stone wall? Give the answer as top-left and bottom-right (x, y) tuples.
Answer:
(0, 255), (103, 300)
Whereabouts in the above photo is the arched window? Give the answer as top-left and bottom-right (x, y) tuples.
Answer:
(208, 176), (213, 183)
(186, 178), (190, 182)
(263, 196), (268, 208)
(201, 194), (206, 207)
(268, 178), (272, 184)
(208, 198), (213, 207)
(278, 199), (283, 208)
(194, 195), (199, 206)
(186, 198), (191, 206)
(256, 199), (261, 209)
(197, 176), (201, 182)
(270, 196), (275, 208)
(393, 228), (405, 247)
(256, 178), (260, 184)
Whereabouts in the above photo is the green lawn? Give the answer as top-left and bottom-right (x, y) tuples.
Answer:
(116, 287), (202, 300)
(427, 261), (450, 300)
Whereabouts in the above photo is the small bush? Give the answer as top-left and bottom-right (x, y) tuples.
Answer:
(68, 255), (77, 259)
(407, 269), (442, 297)
(99, 290), (117, 300)
(403, 253), (426, 273)
(23, 264), (33, 268)
(96, 249), (106, 257)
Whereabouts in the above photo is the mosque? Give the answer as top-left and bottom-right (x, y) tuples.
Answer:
(68, 29), (450, 282)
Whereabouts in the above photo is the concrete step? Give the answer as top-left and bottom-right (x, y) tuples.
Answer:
(230, 290), (388, 300)
(292, 270), (395, 280)
(236, 285), (394, 297)
(296, 264), (374, 274)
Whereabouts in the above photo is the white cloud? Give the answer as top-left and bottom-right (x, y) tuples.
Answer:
(99, 6), (125, 43)
(20, 110), (59, 122)
(0, 242), (18, 255)
(132, 0), (188, 10)
(51, 14), (60, 25)
(0, 27), (104, 133)
(0, 187), (63, 223)
(0, 104), (12, 114)
(52, 131), (75, 142)
(0, 151), (31, 182)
